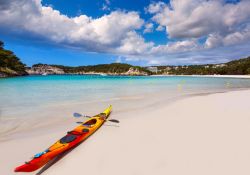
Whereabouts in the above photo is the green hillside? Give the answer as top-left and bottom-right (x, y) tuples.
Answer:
(48, 63), (151, 74)
(156, 57), (250, 75)
(0, 40), (27, 77)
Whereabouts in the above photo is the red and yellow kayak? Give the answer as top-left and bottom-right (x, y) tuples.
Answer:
(14, 105), (112, 172)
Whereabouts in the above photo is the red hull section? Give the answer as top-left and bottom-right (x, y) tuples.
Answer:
(14, 132), (87, 172)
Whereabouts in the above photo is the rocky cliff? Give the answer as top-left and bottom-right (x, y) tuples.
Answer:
(26, 63), (149, 76)
(26, 64), (64, 75)
(120, 67), (148, 76)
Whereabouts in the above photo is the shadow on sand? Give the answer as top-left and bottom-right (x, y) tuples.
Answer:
(36, 124), (119, 174)
(36, 145), (77, 175)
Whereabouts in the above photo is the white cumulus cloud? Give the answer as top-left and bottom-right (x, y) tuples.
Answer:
(0, 0), (250, 65)
(0, 0), (145, 54)
(148, 0), (250, 48)
(116, 31), (154, 55)
(151, 40), (200, 55)
(143, 23), (154, 33)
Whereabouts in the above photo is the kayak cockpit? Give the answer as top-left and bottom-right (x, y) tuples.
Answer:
(59, 134), (77, 144)
(82, 118), (97, 127)
(59, 129), (89, 144)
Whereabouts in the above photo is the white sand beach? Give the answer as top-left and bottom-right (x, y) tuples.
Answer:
(1, 90), (250, 175)
(151, 74), (250, 79)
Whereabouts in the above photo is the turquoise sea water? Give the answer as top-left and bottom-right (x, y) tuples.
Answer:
(1, 75), (250, 138)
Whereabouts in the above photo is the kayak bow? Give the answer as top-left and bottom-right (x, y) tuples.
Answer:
(14, 105), (112, 172)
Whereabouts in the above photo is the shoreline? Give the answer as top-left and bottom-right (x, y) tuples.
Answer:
(1, 74), (250, 79)
(2, 86), (249, 142)
(1, 89), (250, 174)
(1, 86), (250, 140)
(151, 74), (250, 78)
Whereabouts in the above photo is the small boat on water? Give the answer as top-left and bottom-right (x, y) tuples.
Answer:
(42, 73), (48, 76)
(100, 73), (107, 76)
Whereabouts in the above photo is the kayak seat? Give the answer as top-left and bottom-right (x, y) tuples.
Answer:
(82, 119), (97, 127)
(82, 124), (91, 127)
(59, 135), (77, 144)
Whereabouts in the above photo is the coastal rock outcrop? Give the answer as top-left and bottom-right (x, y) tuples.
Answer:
(26, 64), (64, 75)
(122, 67), (148, 76)
(25, 63), (149, 76)
(0, 72), (7, 77)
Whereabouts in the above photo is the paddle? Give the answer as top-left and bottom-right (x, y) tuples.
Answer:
(107, 119), (119, 123)
(73, 113), (120, 123)
(76, 121), (119, 127)
(76, 121), (84, 124)
(73, 113), (90, 118)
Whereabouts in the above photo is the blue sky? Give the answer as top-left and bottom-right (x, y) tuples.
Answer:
(0, 0), (249, 66)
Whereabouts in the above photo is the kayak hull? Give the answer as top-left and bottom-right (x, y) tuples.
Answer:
(14, 106), (112, 172)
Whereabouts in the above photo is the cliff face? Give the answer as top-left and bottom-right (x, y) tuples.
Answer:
(0, 67), (26, 77)
(69, 67), (148, 76)
(26, 64), (149, 76)
(0, 72), (7, 77)
(26, 64), (64, 75)
(121, 67), (148, 76)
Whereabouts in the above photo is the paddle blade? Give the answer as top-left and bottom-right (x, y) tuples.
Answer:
(73, 113), (83, 118)
(84, 115), (91, 118)
(108, 119), (120, 123)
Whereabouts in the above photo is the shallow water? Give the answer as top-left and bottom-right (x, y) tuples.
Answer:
(1, 75), (250, 139)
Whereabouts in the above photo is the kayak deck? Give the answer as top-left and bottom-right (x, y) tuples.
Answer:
(14, 105), (112, 172)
